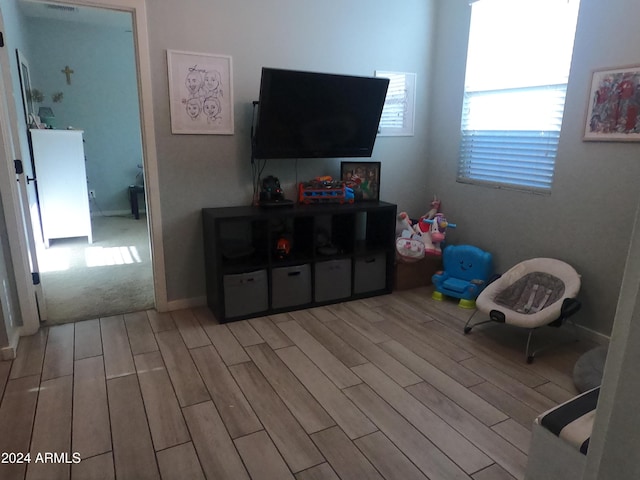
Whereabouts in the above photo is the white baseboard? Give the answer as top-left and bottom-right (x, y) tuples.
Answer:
(576, 323), (610, 347)
(163, 296), (207, 312)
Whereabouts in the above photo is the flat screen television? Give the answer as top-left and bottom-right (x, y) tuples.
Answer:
(252, 68), (389, 159)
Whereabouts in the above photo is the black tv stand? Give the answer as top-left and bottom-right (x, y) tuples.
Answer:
(259, 198), (294, 208)
(202, 201), (397, 323)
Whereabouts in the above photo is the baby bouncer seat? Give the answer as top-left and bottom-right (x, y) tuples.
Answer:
(466, 258), (581, 363)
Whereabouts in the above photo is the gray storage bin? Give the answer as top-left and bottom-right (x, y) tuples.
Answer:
(354, 253), (387, 294)
(272, 264), (311, 309)
(315, 259), (351, 302)
(223, 269), (268, 318)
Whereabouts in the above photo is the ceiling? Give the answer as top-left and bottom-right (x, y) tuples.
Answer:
(18, 0), (132, 29)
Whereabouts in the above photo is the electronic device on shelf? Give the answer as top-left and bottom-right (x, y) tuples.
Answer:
(259, 175), (293, 207)
(252, 68), (389, 160)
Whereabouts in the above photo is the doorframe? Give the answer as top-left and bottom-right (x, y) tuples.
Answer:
(6, 0), (168, 331)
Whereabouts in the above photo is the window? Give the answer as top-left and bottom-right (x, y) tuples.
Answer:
(458, 0), (580, 192)
(376, 71), (416, 136)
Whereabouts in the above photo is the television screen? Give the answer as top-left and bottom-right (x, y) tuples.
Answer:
(253, 68), (389, 159)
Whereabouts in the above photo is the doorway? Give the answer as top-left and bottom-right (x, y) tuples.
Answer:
(18, 1), (154, 324)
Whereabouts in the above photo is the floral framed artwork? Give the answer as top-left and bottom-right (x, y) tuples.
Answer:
(340, 161), (381, 201)
(584, 65), (640, 141)
(167, 50), (234, 135)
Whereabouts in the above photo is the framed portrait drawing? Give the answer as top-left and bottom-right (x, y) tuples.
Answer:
(584, 65), (640, 142)
(167, 50), (234, 135)
(340, 161), (381, 201)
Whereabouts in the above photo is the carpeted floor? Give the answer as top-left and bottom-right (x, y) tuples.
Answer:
(38, 214), (154, 324)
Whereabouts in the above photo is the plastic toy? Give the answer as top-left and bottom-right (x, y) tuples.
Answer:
(298, 177), (354, 204)
(432, 244), (493, 308)
(415, 213), (456, 256)
(396, 237), (425, 263)
(424, 195), (441, 220)
(395, 212), (414, 239)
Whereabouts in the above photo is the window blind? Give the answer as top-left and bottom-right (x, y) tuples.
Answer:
(457, 0), (580, 193)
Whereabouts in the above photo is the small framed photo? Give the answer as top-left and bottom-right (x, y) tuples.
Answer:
(584, 65), (640, 142)
(167, 50), (234, 135)
(340, 161), (381, 201)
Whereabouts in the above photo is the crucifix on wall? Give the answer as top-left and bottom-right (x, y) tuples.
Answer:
(61, 65), (74, 85)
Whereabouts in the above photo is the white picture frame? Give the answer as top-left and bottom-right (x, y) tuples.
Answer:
(167, 50), (234, 135)
(375, 71), (416, 137)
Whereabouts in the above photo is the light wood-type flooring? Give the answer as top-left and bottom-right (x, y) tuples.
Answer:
(0, 287), (594, 480)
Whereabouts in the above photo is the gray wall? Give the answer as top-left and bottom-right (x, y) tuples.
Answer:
(427, 0), (640, 335)
(145, 0), (437, 303)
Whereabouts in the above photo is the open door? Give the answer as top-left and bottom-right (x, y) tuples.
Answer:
(0, 11), (43, 337)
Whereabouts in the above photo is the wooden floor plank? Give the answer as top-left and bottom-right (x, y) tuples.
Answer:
(72, 356), (111, 459)
(134, 351), (190, 451)
(71, 452), (114, 480)
(202, 323), (251, 365)
(26, 375), (73, 480)
(473, 464), (517, 480)
(492, 419), (532, 454)
(246, 343), (335, 434)
(190, 345), (262, 438)
(10, 328), (47, 379)
(155, 329), (209, 407)
(325, 319), (422, 387)
(100, 315), (135, 379)
(311, 426), (383, 480)
(353, 363), (492, 475)
(0, 375), (40, 480)
(230, 361), (324, 473)
(228, 320), (265, 346)
(329, 303), (391, 340)
(376, 319), (483, 387)
(156, 442), (206, 480)
(380, 339), (507, 426)
(344, 383), (469, 480)
(235, 430), (296, 480)
(470, 381), (539, 430)
(277, 320), (361, 389)
(277, 346), (377, 440)
(295, 463), (340, 480)
(107, 374), (160, 480)
(42, 323), (75, 381)
(249, 316), (294, 349)
(171, 308), (211, 349)
(146, 309), (176, 333)
(461, 357), (557, 413)
(74, 319), (103, 360)
(0, 360), (11, 398)
(124, 311), (158, 355)
(407, 381), (528, 480)
(183, 401), (250, 480)
(290, 310), (367, 367)
(354, 431), (429, 480)
(534, 381), (577, 404)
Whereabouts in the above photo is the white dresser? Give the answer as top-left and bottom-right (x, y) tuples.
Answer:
(30, 129), (92, 247)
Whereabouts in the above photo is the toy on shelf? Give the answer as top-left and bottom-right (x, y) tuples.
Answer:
(431, 244), (493, 309)
(298, 176), (354, 204)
